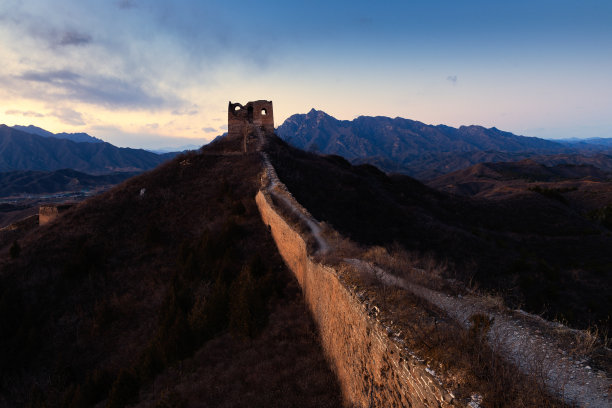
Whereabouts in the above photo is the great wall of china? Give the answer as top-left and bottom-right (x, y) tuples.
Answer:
(23, 101), (610, 407)
(227, 100), (611, 407)
(227, 100), (458, 406)
(256, 159), (458, 407)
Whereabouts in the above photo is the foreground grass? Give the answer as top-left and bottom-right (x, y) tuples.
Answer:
(0, 138), (343, 407)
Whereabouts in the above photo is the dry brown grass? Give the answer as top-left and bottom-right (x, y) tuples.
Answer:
(339, 269), (568, 407)
(267, 135), (612, 335)
(0, 138), (344, 407)
(362, 245), (448, 288)
(136, 277), (343, 408)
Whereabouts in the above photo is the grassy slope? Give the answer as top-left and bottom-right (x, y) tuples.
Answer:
(0, 136), (342, 407)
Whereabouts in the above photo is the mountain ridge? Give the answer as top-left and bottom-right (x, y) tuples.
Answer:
(276, 109), (607, 179)
(278, 109), (564, 156)
(0, 125), (176, 174)
(12, 125), (104, 144)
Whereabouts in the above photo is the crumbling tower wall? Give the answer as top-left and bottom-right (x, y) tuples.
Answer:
(228, 100), (274, 151)
(39, 204), (74, 226)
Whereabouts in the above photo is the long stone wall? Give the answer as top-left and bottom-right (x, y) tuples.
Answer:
(256, 189), (458, 407)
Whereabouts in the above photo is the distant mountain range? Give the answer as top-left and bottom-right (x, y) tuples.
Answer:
(0, 125), (176, 174)
(363, 150), (612, 180)
(12, 125), (104, 144)
(558, 137), (612, 148)
(276, 109), (611, 179)
(148, 144), (203, 154)
(0, 168), (136, 196)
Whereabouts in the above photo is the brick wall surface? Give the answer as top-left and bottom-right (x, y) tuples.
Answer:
(256, 190), (458, 408)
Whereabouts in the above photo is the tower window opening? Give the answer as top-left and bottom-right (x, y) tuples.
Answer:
(261, 108), (267, 116)
(234, 105), (241, 111)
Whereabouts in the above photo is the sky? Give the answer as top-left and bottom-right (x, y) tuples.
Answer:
(0, 0), (611, 149)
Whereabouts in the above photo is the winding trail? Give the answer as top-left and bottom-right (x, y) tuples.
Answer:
(345, 259), (611, 407)
(260, 151), (329, 254)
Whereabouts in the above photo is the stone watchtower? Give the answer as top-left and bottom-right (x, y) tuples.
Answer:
(228, 100), (274, 152)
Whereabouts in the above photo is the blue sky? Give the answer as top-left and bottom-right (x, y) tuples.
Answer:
(0, 0), (611, 148)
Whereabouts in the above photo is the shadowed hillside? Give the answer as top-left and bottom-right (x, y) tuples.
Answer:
(0, 135), (342, 407)
(266, 136), (612, 333)
(0, 169), (137, 196)
(428, 159), (612, 212)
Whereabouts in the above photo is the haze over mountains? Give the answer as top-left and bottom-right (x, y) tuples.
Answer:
(0, 125), (176, 175)
(277, 109), (612, 179)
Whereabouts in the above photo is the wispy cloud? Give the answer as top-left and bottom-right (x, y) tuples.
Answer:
(202, 127), (217, 133)
(20, 69), (80, 83)
(5, 109), (45, 118)
(58, 31), (92, 46)
(15, 69), (175, 109)
(22, 22), (94, 48)
(117, 0), (137, 10)
(172, 108), (199, 116)
(447, 75), (458, 85)
(90, 124), (207, 149)
(51, 107), (85, 126)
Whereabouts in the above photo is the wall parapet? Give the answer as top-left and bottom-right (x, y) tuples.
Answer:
(255, 186), (458, 407)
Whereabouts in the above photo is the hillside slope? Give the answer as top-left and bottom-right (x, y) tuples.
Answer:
(266, 136), (612, 333)
(0, 169), (136, 196)
(428, 160), (612, 200)
(0, 136), (342, 407)
(0, 125), (175, 174)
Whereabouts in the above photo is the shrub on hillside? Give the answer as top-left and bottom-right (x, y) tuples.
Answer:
(528, 185), (574, 204)
(106, 369), (140, 408)
(229, 266), (266, 339)
(9, 240), (20, 259)
(588, 205), (612, 230)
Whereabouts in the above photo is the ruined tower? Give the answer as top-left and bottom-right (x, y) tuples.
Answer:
(228, 100), (274, 152)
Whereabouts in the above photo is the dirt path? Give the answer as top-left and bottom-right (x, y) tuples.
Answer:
(260, 152), (330, 254)
(345, 259), (611, 407)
